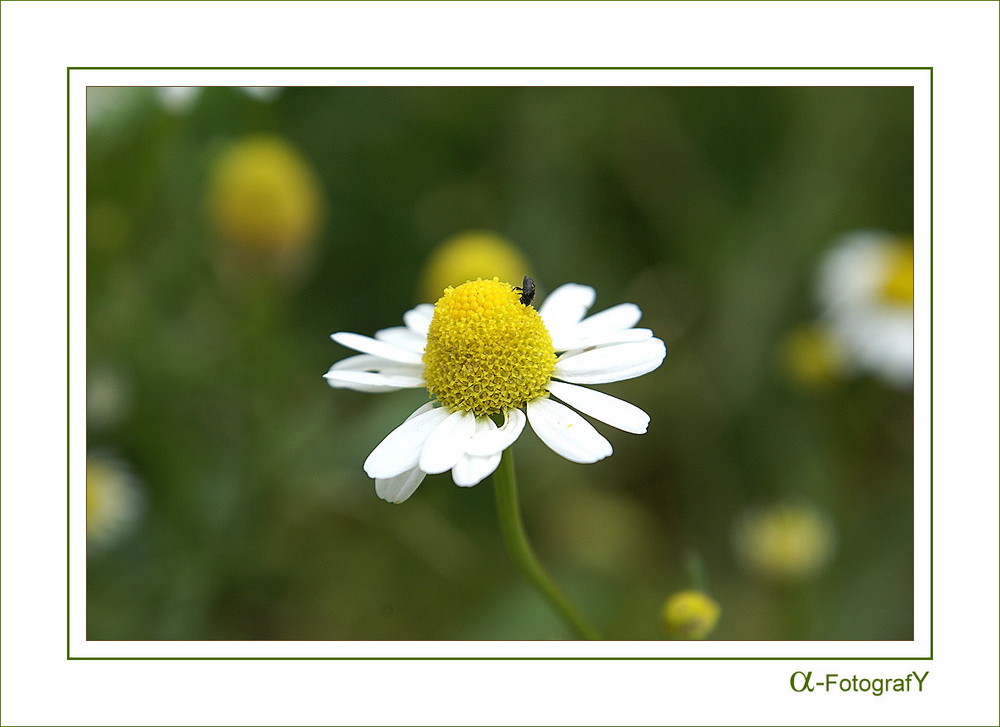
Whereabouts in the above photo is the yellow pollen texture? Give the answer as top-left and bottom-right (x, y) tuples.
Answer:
(879, 239), (914, 305)
(422, 278), (555, 416)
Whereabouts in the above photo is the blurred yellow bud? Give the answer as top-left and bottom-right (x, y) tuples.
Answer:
(420, 231), (531, 303)
(661, 590), (720, 639)
(87, 453), (142, 549)
(779, 323), (848, 390)
(733, 501), (836, 582)
(207, 135), (323, 272)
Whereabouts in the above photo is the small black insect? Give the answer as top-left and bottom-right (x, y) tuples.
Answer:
(515, 275), (536, 306)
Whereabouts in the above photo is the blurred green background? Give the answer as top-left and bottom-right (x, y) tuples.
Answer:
(86, 85), (914, 641)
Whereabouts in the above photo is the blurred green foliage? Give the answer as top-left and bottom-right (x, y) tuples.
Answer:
(86, 85), (913, 641)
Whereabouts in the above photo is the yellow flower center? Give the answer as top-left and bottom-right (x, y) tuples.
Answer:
(878, 239), (914, 305)
(422, 278), (555, 416)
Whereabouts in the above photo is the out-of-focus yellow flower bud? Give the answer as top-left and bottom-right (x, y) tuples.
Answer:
(207, 135), (323, 274)
(87, 453), (142, 549)
(661, 590), (720, 639)
(733, 501), (837, 582)
(779, 323), (848, 390)
(420, 231), (531, 303)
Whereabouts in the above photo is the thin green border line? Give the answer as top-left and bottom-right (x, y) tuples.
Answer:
(928, 66), (934, 661)
(69, 66), (932, 661)
(69, 656), (929, 661)
(70, 65), (931, 70)
(66, 65), (73, 662)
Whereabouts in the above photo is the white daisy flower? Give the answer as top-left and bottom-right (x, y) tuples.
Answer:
(326, 278), (667, 503)
(817, 231), (913, 388)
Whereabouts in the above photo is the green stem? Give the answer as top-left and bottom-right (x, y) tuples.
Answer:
(684, 550), (708, 593)
(492, 448), (601, 640)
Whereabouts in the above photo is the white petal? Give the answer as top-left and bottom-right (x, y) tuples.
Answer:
(328, 353), (422, 375)
(404, 304), (435, 336)
(374, 326), (426, 354)
(330, 332), (424, 365)
(324, 354), (424, 391)
(323, 369), (424, 392)
(553, 338), (667, 384)
(405, 402), (437, 420)
(463, 408), (526, 456)
(364, 406), (449, 479)
(452, 450), (502, 487)
(375, 467), (426, 504)
(526, 397), (612, 464)
(575, 303), (642, 336)
(453, 417), (504, 486)
(547, 380), (650, 434)
(538, 283), (596, 334)
(418, 410), (477, 475)
(552, 328), (653, 351)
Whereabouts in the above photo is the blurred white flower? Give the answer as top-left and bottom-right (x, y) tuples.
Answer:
(240, 86), (283, 102)
(87, 364), (133, 431)
(817, 231), (913, 388)
(155, 86), (202, 114)
(155, 86), (283, 115)
(87, 452), (143, 549)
